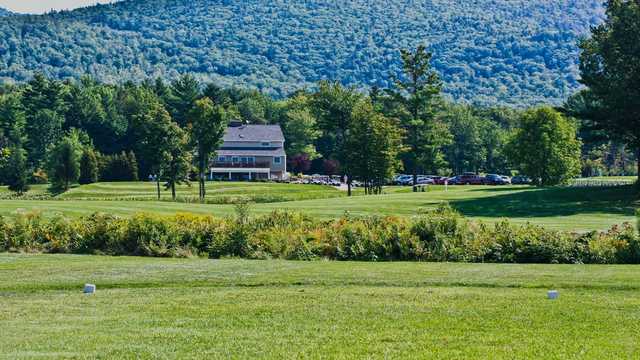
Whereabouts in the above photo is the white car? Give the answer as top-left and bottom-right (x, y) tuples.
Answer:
(416, 176), (435, 185)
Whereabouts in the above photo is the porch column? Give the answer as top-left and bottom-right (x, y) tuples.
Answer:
(228, 172), (232, 180)
(249, 172), (252, 180)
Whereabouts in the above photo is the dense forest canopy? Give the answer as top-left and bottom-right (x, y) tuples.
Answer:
(0, 7), (12, 17)
(0, 0), (604, 106)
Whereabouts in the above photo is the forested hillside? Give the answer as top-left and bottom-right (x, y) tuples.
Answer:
(0, 0), (604, 106)
(0, 7), (12, 16)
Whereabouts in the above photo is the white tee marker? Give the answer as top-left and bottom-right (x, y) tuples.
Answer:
(83, 284), (96, 294)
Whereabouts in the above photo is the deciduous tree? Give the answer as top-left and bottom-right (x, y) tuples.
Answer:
(506, 107), (581, 186)
(345, 99), (403, 194)
(131, 101), (175, 199)
(311, 81), (362, 196)
(161, 124), (192, 200)
(189, 97), (228, 202)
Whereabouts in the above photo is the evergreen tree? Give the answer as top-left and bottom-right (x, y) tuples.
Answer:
(0, 92), (26, 146)
(25, 109), (64, 168)
(5, 145), (30, 194)
(46, 130), (83, 192)
(167, 74), (201, 127)
(579, 0), (640, 183)
(79, 148), (99, 185)
(390, 45), (444, 191)
(127, 151), (139, 181)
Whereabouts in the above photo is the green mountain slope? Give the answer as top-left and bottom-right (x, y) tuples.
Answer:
(0, 0), (604, 106)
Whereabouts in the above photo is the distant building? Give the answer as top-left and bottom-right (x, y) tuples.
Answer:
(210, 122), (287, 181)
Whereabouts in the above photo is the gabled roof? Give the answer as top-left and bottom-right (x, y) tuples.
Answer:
(223, 124), (284, 142)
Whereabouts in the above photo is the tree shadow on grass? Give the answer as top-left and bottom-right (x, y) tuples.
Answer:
(448, 185), (638, 219)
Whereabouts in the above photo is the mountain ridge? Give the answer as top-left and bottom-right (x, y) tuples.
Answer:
(0, 0), (605, 106)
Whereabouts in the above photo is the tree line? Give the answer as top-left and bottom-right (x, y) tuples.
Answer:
(0, 0), (638, 197)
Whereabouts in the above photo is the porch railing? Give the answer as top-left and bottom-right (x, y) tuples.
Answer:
(212, 161), (271, 169)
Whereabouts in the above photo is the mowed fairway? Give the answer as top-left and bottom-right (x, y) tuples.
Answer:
(1, 181), (637, 231)
(1, 254), (639, 358)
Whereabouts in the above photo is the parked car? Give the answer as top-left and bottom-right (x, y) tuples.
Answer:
(416, 176), (435, 185)
(501, 176), (512, 185)
(394, 175), (413, 185)
(485, 174), (509, 185)
(512, 175), (532, 185)
(453, 173), (486, 185)
(432, 176), (449, 185)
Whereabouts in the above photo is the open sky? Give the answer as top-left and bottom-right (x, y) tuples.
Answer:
(0, 0), (118, 14)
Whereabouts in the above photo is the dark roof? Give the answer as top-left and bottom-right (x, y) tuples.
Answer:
(216, 148), (286, 157)
(223, 125), (284, 142)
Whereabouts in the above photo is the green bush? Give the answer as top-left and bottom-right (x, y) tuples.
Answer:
(0, 208), (638, 264)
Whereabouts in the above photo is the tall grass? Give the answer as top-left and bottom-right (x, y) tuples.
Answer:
(1, 204), (638, 264)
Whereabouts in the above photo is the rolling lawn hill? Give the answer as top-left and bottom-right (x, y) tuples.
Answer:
(0, 182), (636, 232)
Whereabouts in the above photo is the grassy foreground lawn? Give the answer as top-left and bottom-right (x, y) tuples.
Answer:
(0, 182), (636, 231)
(1, 254), (639, 358)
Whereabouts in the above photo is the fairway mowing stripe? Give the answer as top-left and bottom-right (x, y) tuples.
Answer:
(4, 278), (640, 294)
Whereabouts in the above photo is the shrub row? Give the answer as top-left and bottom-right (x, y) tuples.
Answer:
(0, 205), (638, 264)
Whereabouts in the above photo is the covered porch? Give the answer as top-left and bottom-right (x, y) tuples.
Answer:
(210, 167), (272, 181)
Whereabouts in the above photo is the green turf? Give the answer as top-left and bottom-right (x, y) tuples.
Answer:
(574, 176), (637, 182)
(1, 254), (639, 358)
(0, 182), (636, 231)
(57, 181), (349, 202)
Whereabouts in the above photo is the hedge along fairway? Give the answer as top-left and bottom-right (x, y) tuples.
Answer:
(1, 254), (640, 358)
(2, 206), (638, 263)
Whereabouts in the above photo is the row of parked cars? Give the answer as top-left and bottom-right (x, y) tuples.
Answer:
(290, 175), (343, 186)
(393, 173), (532, 186)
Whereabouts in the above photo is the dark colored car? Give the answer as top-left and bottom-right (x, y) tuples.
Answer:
(485, 174), (509, 185)
(512, 175), (532, 185)
(432, 176), (449, 185)
(453, 173), (486, 185)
